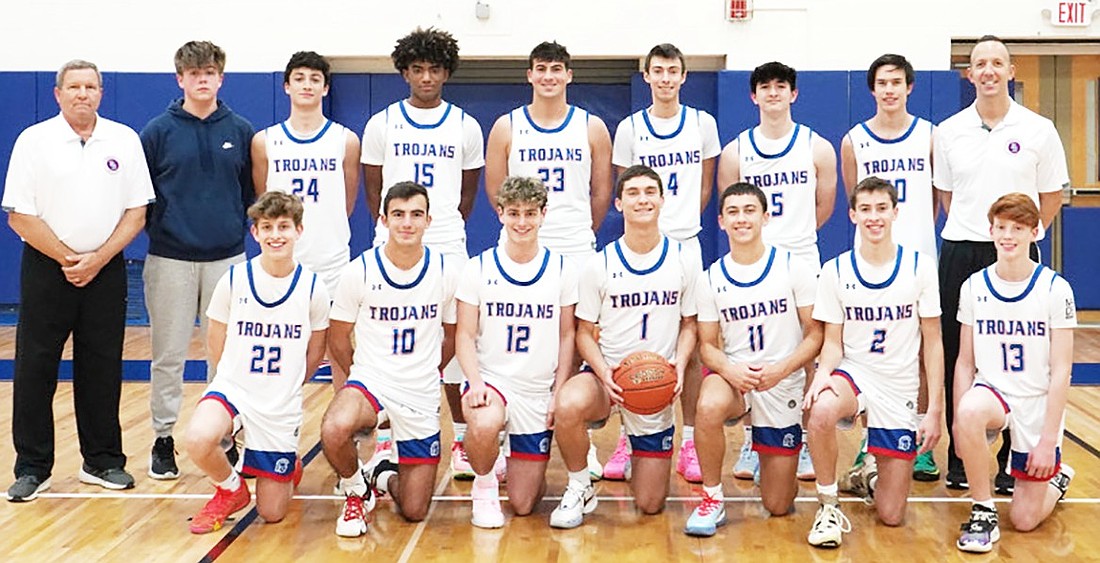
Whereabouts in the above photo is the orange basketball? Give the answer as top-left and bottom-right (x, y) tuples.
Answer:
(612, 351), (676, 415)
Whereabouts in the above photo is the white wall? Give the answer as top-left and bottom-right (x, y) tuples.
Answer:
(5, 0), (1097, 72)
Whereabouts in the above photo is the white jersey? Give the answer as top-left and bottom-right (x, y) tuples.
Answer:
(814, 246), (940, 375)
(362, 100), (485, 250)
(206, 258), (330, 418)
(264, 120), (351, 292)
(613, 106), (721, 240)
(331, 246), (459, 410)
(698, 247), (816, 365)
(506, 105), (594, 255)
(577, 236), (697, 366)
(848, 117), (936, 257)
(959, 264), (1077, 398)
(737, 123), (819, 264)
(455, 247), (579, 394)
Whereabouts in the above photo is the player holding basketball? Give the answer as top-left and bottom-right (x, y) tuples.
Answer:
(320, 182), (459, 535)
(456, 176), (578, 528)
(184, 191), (328, 533)
(485, 40), (612, 480)
(839, 53), (939, 483)
(954, 193), (1075, 553)
(361, 27), (484, 478)
(716, 61), (837, 482)
(687, 182), (822, 536)
(549, 165), (697, 529)
(612, 42), (721, 484)
(803, 177), (943, 548)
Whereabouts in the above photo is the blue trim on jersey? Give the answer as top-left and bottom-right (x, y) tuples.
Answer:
(523, 105), (576, 134)
(399, 101), (452, 129)
(614, 237), (669, 276)
(201, 391), (239, 416)
(752, 423), (803, 455)
(229, 264), (235, 291)
(850, 246), (904, 290)
(628, 425), (675, 457)
(375, 246), (431, 289)
(859, 117), (919, 145)
(279, 119), (333, 144)
(641, 106), (687, 140)
(983, 264), (1044, 303)
(493, 247), (550, 286)
(309, 272), (317, 298)
(720, 246), (776, 288)
(510, 430), (553, 460)
(1011, 448), (1062, 481)
(397, 432), (442, 463)
(247, 261), (303, 308)
(243, 449), (299, 481)
(748, 123), (801, 159)
(868, 427), (917, 460)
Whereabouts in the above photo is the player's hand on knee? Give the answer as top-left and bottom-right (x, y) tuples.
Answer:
(1026, 441), (1058, 480)
(598, 365), (624, 405)
(916, 416), (941, 454)
(802, 372), (837, 411)
(464, 381), (491, 409)
(545, 400), (556, 430)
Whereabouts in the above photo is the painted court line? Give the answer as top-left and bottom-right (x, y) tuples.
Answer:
(396, 467), (454, 563)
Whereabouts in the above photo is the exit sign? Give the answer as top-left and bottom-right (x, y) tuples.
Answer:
(1048, 0), (1097, 26)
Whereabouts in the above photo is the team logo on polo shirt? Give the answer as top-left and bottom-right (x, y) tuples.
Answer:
(1006, 140), (1021, 154)
(105, 157), (120, 172)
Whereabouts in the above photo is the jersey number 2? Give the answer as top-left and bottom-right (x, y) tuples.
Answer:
(291, 178), (319, 202)
(250, 345), (282, 375)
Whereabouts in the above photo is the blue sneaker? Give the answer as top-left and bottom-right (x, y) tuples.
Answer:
(732, 442), (759, 480)
(797, 446), (816, 481)
(684, 492), (727, 537)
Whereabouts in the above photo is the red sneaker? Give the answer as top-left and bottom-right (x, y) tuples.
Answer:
(190, 479), (251, 534)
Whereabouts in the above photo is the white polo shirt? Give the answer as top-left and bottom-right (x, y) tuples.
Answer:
(933, 101), (1068, 242)
(3, 114), (155, 253)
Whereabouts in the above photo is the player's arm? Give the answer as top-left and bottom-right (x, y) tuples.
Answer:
(440, 322), (457, 372)
(343, 130), (361, 216)
(916, 316), (945, 453)
(251, 130), (268, 196)
(673, 315), (697, 396)
(484, 116), (512, 211)
(715, 141), (740, 194)
(758, 306), (824, 392)
(455, 300), (487, 405)
(206, 319), (228, 369)
(363, 165), (383, 220)
(929, 133), (940, 221)
(576, 318), (620, 403)
(459, 168), (482, 221)
(1038, 191), (1063, 234)
(548, 304), (577, 428)
(812, 135), (838, 229)
(1031, 327), (1073, 479)
(700, 156), (717, 213)
(803, 322), (843, 410)
(327, 320), (354, 376)
(304, 328), (327, 385)
(839, 133), (858, 200)
(953, 323), (976, 414)
(588, 116), (613, 232)
(8, 212), (76, 267)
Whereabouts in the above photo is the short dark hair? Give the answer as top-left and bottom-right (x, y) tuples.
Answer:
(644, 43), (685, 73)
(971, 34), (1011, 64)
(615, 165), (663, 199)
(248, 191), (303, 226)
(383, 181), (430, 215)
(529, 41), (571, 69)
(719, 182), (768, 212)
(750, 61), (796, 92)
(849, 176), (898, 210)
(174, 41), (226, 74)
(391, 27), (460, 75)
(284, 51), (331, 86)
(866, 54), (914, 91)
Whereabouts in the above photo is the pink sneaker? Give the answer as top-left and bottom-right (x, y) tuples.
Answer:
(470, 476), (505, 529)
(493, 451), (508, 483)
(603, 434), (632, 481)
(676, 439), (703, 483)
(451, 441), (475, 480)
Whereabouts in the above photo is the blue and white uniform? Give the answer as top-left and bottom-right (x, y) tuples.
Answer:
(202, 258), (330, 481)
(697, 247), (816, 455)
(958, 264), (1077, 481)
(331, 246), (459, 464)
(813, 246), (940, 460)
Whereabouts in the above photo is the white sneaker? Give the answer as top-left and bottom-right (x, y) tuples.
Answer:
(807, 503), (851, 548)
(797, 445), (816, 481)
(549, 482), (597, 529)
(732, 442), (758, 480)
(471, 477), (505, 529)
(587, 443), (603, 481)
(335, 488), (375, 537)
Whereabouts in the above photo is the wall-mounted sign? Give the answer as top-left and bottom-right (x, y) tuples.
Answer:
(1048, 1), (1098, 27)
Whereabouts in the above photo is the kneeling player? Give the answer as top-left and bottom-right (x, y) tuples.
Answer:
(457, 176), (579, 528)
(185, 192), (329, 533)
(687, 183), (822, 536)
(550, 165), (697, 528)
(321, 182), (459, 536)
(803, 177), (943, 548)
(954, 193), (1076, 553)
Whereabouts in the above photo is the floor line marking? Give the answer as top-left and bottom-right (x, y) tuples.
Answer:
(396, 466), (453, 563)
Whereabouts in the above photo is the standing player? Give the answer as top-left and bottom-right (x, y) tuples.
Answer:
(485, 40), (613, 479)
(612, 43), (721, 484)
(456, 176), (578, 528)
(361, 28), (484, 476)
(716, 61), (837, 481)
(184, 191), (328, 533)
(954, 193), (1075, 553)
(687, 182), (822, 536)
(321, 182), (459, 535)
(252, 51), (359, 386)
(549, 165), (697, 529)
(840, 53), (939, 482)
(803, 177), (943, 548)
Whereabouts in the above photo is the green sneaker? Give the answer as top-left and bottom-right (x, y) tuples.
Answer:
(850, 436), (868, 472)
(913, 450), (940, 482)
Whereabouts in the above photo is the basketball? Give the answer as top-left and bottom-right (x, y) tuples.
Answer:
(612, 351), (677, 415)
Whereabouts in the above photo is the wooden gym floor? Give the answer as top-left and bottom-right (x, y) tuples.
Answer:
(2, 327), (1100, 562)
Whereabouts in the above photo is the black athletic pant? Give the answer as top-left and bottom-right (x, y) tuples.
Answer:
(939, 239), (1039, 476)
(12, 244), (127, 479)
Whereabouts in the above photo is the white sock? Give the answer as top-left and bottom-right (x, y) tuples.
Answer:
(816, 482), (838, 498)
(974, 499), (996, 511)
(338, 464), (368, 496)
(376, 467), (396, 495)
(682, 426), (695, 444)
(743, 426), (753, 445)
(215, 472), (241, 492)
(568, 469), (589, 489)
(453, 422), (467, 443)
(703, 484), (724, 501)
(473, 471), (498, 488)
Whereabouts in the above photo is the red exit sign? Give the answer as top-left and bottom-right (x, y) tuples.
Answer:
(1048, 1), (1096, 26)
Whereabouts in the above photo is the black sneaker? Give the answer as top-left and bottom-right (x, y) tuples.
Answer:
(945, 465), (969, 490)
(7, 475), (51, 502)
(226, 442), (240, 468)
(368, 459), (398, 495)
(957, 504), (1000, 553)
(149, 436), (180, 480)
(79, 464), (135, 490)
(994, 471), (1015, 496)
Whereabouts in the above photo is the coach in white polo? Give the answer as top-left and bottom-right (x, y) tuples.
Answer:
(933, 35), (1069, 492)
(2, 60), (154, 502)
